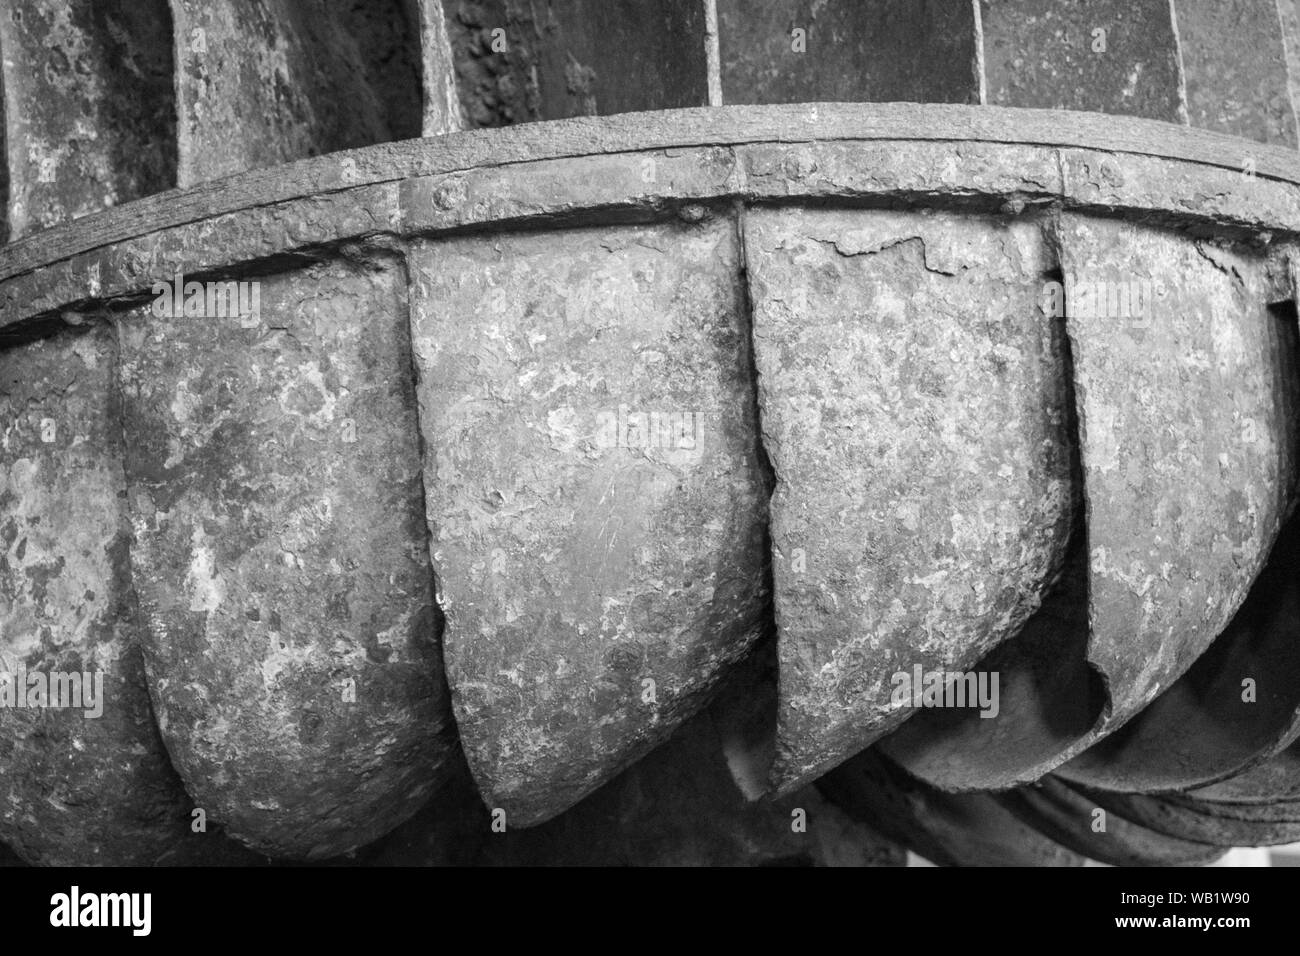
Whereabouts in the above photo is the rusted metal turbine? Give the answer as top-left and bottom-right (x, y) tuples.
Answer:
(1, 0), (1300, 866)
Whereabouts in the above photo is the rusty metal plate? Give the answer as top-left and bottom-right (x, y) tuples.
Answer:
(0, 323), (191, 865)
(1057, 219), (1294, 786)
(744, 207), (1075, 794)
(117, 258), (454, 860)
(409, 218), (769, 826)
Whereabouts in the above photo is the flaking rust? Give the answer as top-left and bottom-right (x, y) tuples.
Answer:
(409, 218), (768, 825)
(115, 258), (456, 860)
(745, 207), (1075, 795)
(0, 323), (192, 865)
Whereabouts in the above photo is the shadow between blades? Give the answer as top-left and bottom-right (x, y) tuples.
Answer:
(881, 275), (1300, 795)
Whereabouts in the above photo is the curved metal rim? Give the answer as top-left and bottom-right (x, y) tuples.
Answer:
(2, 102), (1298, 328)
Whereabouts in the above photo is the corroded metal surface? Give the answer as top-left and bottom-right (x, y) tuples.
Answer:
(355, 642), (904, 866)
(409, 219), (768, 824)
(475, 644), (903, 866)
(716, 0), (978, 105)
(886, 267), (1300, 792)
(7, 104), (1300, 295)
(0, 0), (175, 240)
(980, 0), (1184, 120)
(1057, 216), (1294, 784)
(1063, 510), (1300, 793)
(746, 207), (1075, 794)
(879, 540), (1101, 791)
(1176, 0), (1299, 147)
(442, 0), (708, 125)
(116, 259), (455, 859)
(417, 0), (463, 135)
(893, 217), (1299, 794)
(0, 101), (1297, 863)
(170, 0), (421, 185)
(0, 323), (191, 865)
(1284, 0), (1300, 131)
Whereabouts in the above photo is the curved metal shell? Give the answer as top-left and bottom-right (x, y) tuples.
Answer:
(746, 208), (1075, 794)
(409, 220), (769, 824)
(116, 259), (456, 859)
(0, 324), (191, 865)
